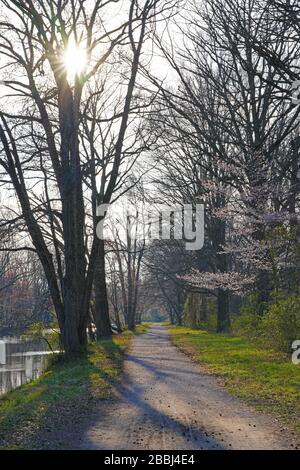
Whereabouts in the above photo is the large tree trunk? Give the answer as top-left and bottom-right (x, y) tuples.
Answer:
(200, 295), (208, 322)
(59, 81), (87, 353)
(255, 270), (271, 315)
(94, 239), (112, 338)
(252, 225), (271, 315)
(215, 216), (231, 333)
(217, 289), (230, 332)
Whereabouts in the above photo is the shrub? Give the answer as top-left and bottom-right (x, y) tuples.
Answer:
(232, 313), (263, 340)
(233, 294), (300, 353)
(259, 295), (300, 352)
(197, 313), (218, 332)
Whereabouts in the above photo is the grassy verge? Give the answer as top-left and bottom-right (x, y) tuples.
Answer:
(0, 324), (148, 449)
(167, 325), (300, 438)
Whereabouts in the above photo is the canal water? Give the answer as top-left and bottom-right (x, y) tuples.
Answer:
(0, 337), (53, 396)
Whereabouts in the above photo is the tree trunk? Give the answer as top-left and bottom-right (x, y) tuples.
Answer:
(252, 225), (271, 314)
(94, 239), (112, 338)
(255, 270), (271, 315)
(200, 295), (208, 321)
(59, 80), (87, 353)
(127, 233), (135, 331)
(114, 309), (123, 333)
(217, 289), (230, 332)
(214, 214), (231, 333)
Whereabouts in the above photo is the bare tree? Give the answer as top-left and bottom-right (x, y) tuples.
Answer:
(0, 0), (167, 352)
(143, 0), (300, 329)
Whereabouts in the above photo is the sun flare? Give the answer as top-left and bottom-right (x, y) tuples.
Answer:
(63, 37), (87, 82)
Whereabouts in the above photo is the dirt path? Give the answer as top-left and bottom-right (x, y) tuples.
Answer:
(76, 325), (294, 450)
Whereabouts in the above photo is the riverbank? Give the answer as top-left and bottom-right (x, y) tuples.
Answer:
(167, 325), (300, 442)
(0, 325), (148, 450)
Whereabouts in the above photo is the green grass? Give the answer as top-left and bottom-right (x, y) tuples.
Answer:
(134, 323), (150, 334)
(168, 325), (300, 437)
(0, 325), (148, 449)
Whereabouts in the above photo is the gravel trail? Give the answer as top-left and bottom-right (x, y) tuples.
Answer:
(77, 324), (294, 450)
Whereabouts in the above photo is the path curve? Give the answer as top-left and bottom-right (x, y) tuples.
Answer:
(77, 325), (293, 450)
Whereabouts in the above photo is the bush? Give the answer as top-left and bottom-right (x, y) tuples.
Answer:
(259, 295), (300, 352)
(232, 313), (263, 340)
(233, 294), (300, 353)
(232, 294), (262, 337)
